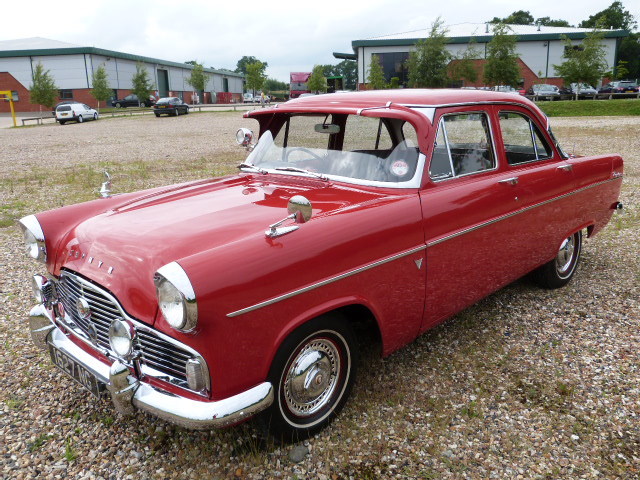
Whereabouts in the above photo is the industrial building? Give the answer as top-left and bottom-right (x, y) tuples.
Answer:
(335, 23), (628, 89)
(0, 37), (245, 112)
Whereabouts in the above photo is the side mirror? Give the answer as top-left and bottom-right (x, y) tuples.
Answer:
(236, 128), (254, 148)
(287, 195), (312, 224)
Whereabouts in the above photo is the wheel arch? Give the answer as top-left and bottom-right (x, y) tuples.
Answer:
(266, 298), (383, 377)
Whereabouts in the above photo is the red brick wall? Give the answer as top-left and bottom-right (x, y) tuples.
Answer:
(0, 72), (37, 113)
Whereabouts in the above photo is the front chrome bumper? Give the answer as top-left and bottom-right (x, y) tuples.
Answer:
(29, 304), (274, 429)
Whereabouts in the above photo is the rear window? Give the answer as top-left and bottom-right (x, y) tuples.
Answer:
(57, 106), (72, 112)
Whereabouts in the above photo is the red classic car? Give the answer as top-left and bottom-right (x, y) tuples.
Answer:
(21, 89), (623, 440)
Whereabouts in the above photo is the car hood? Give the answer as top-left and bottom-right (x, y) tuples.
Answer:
(57, 174), (403, 324)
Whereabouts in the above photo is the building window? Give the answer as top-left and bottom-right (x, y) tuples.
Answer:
(377, 52), (410, 86)
(59, 90), (73, 99)
(5, 91), (19, 101)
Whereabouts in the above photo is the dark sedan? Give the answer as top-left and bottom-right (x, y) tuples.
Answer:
(153, 97), (190, 117)
(111, 94), (156, 108)
(598, 81), (639, 97)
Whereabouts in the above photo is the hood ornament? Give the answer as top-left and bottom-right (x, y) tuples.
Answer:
(266, 195), (312, 238)
(99, 171), (112, 198)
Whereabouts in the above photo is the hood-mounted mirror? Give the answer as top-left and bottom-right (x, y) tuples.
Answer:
(266, 195), (312, 238)
(99, 171), (112, 198)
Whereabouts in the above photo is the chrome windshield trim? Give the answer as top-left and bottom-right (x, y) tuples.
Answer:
(227, 245), (426, 317)
(427, 177), (621, 247)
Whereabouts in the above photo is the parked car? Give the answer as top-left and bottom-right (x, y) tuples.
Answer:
(153, 97), (189, 116)
(527, 84), (561, 100)
(598, 81), (639, 96)
(111, 94), (156, 108)
(51, 100), (80, 117)
(21, 89), (623, 441)
(570, 83), (597, 98)
(492, 85), (520, 95)
(243, 93), (254, 103)
(55, 103), (99, 124)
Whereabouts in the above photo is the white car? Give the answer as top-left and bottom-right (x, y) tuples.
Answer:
(243, 93), (254, 103)
(55, 103), (99, 125)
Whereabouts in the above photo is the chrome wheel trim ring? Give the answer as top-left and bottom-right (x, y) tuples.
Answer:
(283, 337), (341, 417)
(556, 234), (576, 278)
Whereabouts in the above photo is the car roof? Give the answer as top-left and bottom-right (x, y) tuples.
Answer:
(248, 88), (546, 123)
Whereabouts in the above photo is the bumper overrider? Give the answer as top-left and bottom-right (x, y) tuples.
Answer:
(29, 303), (274, 429)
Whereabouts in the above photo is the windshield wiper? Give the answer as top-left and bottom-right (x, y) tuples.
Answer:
(274, 166), (328, 181)
(237, 163), (268, 175)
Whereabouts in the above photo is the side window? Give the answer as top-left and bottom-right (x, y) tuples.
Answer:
(429, 112), (495, 180)
(499, 112), (552, 165)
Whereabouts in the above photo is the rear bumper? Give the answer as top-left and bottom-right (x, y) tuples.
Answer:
(29, 304), (274, 429)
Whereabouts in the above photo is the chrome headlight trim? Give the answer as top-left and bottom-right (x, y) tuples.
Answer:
(154, 262), (198, 332)
(18, 215), (47, 263)
(108, 318), (135, 359)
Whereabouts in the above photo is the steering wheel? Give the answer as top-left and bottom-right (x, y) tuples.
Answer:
(284, 147), (323, 163)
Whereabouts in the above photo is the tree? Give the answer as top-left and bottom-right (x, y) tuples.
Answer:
(407, 17), (451, 88)
(131, 62), (153, 107)
(579, 1), (637, 30)
(308, 65), (328, 93)
(367, 55), (386, 89)
(186, 61), (209, 102)
(90, 64), (112, 111)
(235, 56), (268, 75)
(245, 61), (267, 94)
(484, 23), (521, 87)
(490, 10), (534, 25)
(333, 60), (357, 90)
(449, 42), (480, 85)
(553, 29), (609, 90)
(535, 17), (572, 27)
(29, 62), (58, 114)
(263, 77), (288, 92)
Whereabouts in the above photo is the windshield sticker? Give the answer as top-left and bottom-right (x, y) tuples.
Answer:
(391, 160), (409, 177)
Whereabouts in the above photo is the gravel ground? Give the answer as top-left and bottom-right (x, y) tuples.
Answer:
(0, 112), (638, 480)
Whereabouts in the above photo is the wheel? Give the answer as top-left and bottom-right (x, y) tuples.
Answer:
(533, 230), (582, 289)
(184, 107), (189, 114)
(115, 102), (121, 108)
(155, 113), (160, 117)
(260, 314), (357, 442)
(140, 102), (146, 108)
(77, 115), (83, 123)
(59, 121), (66, 125)
(93, 113), (98, 121)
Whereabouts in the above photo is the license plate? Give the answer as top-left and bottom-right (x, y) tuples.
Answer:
(48, 342), (105, 398)
(626, 90), (634, 93)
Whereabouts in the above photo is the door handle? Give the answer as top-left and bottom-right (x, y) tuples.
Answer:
(498, 177), (519, 186)
(556, 164), (573, 172)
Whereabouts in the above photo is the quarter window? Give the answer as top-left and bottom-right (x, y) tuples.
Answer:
(429, 112), (495, 180)
(499, 112), (552, 165)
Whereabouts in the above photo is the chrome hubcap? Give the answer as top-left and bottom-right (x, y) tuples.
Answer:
(284, 339), (340, 417)
(556, 235), (575, 275)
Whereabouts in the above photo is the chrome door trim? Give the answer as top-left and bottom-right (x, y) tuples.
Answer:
(427, 176), (621, 247)
(226, 245), (426, 318)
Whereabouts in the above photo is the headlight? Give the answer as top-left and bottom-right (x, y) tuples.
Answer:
(154, 262), (198, 332)
(18, 215), (47, 263)
(236, 128), (253, 146)
(109, 319), (135, 358)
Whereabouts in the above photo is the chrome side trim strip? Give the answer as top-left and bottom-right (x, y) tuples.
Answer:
(227, 245), (427, 317)
(427, 176), (622, 247)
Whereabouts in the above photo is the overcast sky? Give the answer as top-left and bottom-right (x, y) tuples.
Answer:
(2, 0), (638, 82)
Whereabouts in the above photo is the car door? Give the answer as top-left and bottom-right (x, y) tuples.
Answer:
(419, 106), (550, 331)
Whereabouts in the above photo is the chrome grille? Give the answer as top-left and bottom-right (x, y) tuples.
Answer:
(57, 270), (194, 387)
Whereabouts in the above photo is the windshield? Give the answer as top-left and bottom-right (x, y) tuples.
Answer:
(243, 114), (424, 187)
